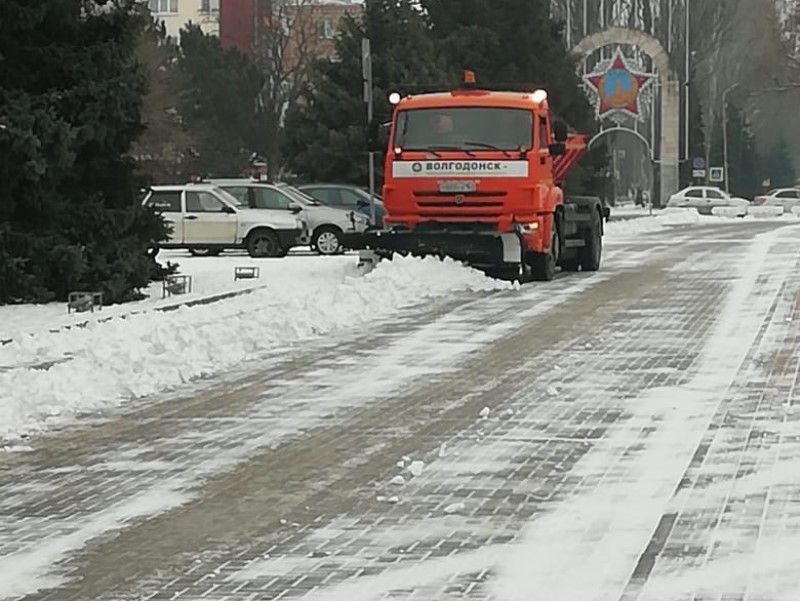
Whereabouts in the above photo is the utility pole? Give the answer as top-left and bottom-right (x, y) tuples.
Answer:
(684, 0), (691, 165)
(722, 82), (739, 193)
(361, 38), (377, 225)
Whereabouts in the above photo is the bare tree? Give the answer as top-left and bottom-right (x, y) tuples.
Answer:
(132, 21), (197, 183)
(252, 0), (336, 181)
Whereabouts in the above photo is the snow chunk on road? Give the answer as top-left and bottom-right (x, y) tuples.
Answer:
(407, 460), (425, 477)
(0, 256), (512, 441)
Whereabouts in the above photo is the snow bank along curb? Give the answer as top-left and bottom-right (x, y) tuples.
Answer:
(0, 284), (269, 349)
(0, 256), (513, 441)
(0, 285), (271, 374)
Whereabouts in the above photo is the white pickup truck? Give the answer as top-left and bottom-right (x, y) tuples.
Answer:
(142, 184), (307, 257)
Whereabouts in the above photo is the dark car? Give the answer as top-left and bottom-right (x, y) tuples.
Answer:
(297, 183), (385, 225)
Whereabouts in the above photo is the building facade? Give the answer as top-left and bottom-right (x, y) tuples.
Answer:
(146, 0), (220, 39)
(220, 0), (362, 63)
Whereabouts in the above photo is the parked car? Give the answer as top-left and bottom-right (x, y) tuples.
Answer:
(297, 183), (385, 225)
(142, 184), (306, 258)
(753, 188), (800, 212)
(207, 179), (370, 255)
(665, 186), (749, 217)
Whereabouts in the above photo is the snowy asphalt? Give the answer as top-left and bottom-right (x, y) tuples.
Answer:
(3, 220), (800, 600)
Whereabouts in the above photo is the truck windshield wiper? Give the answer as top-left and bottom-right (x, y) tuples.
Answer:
(462, 141), (513, 157)
(426, 145), (477, 157)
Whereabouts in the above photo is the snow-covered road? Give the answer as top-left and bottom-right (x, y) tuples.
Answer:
(3, 217), (800, 601)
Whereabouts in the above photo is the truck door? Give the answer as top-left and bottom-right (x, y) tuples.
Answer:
(183, 190), (238, 244)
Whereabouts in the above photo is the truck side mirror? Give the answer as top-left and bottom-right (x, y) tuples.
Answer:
(548, 142), (566, 156)
(553, 120), (568, 143)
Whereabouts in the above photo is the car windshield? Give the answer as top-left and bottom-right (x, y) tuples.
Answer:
(277, 183), (322, 206)
(212, 186), (245, 207)
(393, 107), (534, 151)
(358, 188), (382, 202)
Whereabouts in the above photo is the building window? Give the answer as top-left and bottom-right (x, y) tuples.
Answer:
(149, 0), (178, 14)
(317, 18), (335, 40)
(200, 0), (219, 13)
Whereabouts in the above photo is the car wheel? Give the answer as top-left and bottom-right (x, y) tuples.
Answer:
(312, 226), (343, 256)
(188, 248), (222, 257)
(246, 229), (282, 258)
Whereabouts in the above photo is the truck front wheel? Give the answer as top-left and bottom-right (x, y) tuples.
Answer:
(530, 229), (558, 281)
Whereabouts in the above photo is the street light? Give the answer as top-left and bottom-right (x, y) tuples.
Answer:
(685, 0), (691, 164)
(722, 82), (740, 194)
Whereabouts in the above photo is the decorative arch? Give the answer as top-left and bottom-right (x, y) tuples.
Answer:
(572, 27), (680, 204)
(588, 126), (653, 159)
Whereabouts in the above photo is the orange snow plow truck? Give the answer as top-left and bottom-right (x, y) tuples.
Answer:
(342, 72), (609, 282)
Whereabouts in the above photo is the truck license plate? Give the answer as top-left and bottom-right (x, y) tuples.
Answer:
(438, 181), (476, 193)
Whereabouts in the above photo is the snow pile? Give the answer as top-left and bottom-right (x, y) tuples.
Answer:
(605, 208), (725, 237)
(747, 205), (785, 218)
(0, 255), (512, 440)
(0, 252), (348, 342)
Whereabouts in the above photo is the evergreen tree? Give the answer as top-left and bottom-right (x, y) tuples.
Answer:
(708, 105), (762, 198)
(761, 137), (796, 190)
(421, 0), (594, 132)
(0, 0), (169, 304)
(684, 63), (706, 186)
(282, 0), (449, 185)
(420, 0), (607, 196)
(132, 16), (197, 183)
(727, 104), (761, 198)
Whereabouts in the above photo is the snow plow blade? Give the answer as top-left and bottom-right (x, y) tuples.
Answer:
(341, 227), (525, 271)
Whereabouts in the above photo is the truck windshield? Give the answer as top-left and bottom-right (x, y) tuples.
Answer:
(393, 107), (533, 152)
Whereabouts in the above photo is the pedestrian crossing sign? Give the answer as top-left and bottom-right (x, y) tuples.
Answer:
(709, 167), (724, 183)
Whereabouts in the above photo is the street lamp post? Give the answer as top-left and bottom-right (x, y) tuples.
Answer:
(684, 0), (692, 172)
(722, 82), (740, 194)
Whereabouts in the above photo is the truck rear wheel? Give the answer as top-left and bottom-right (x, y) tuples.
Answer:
(560, 258), (580, 272)
(579, 211), (602, 272)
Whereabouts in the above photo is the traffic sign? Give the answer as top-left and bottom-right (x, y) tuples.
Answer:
(709, 167), (724, 183)
(692, 157), (706, 170)
(692, 169), (706, 179)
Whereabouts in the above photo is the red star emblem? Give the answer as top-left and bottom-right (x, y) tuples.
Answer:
(584, 51), (654, 119)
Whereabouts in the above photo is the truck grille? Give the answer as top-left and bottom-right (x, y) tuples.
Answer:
(412, 191), (508, 198)
(414, 195), (504, 220)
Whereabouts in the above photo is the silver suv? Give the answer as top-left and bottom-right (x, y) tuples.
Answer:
(142, 184), (306, 258)
(208, 179), (370, 255)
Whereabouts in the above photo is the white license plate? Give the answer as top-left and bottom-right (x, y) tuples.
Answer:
(438, 181), (476, 193)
